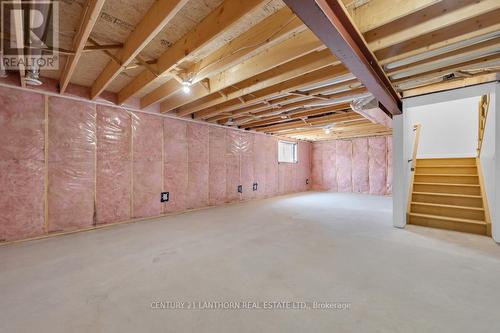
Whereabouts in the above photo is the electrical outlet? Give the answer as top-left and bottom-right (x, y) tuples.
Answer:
(306, 179), (309, 185)
(253, 182), (258, 191)
(237, 185), (242, 193)
(161, 192), (169, 202)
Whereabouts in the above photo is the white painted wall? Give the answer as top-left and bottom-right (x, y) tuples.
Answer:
(393, 82), (499, 242)
(493, 85), (500, 242)
(406, 97), (478, 158)
(392, 114), (406, 229)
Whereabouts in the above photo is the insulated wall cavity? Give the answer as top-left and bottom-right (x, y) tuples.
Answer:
(0, 85), (314, 242)
(311, 143), (324, 190)
(311, 136), (392, 195)
(225, 130), (243, 203)
(132, 113), (162, 218)
(387, 138), (393, 194)
(253, 134), (267, 199)
(368, 137), (388, 195)
(163, 118), (188, 213)
(240, 132), (255, 201)
(352, 138), (369, 194)
(264, 136), (278, 198)
(186, 123), (209, 209)
(296, 141), (311, 192)
(322, 141), (337, 191)
(0, 88), (45, 241)
(96, 105), (131, 224)
(48, 97), (96, 232)
(336, 140), (353, 192)
(208, 127), (227, 206)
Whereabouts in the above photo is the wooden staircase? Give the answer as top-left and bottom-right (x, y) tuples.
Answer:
(407, 157), (491, 236)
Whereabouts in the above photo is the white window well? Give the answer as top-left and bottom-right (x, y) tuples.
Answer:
(278, 140), (298, 163)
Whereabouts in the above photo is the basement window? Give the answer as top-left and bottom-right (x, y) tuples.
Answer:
(278, 140), (298, 163)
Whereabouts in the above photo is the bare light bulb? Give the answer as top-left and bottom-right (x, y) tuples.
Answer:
(182, 80), (192, 94)
(324, 128), (331, 134)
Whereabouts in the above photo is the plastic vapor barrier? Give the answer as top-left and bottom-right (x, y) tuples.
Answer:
(312, 136), (393, 195)
(48, 97), (96, 232)
(0, 86), (313, 242)
(0, 89), (45, 240)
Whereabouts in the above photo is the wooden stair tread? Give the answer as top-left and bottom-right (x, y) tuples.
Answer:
(417, 157), (475, 160)
(414, 173), (478, 176)
(411, 201), (484, 211)
(416, 165), (476, 168)
(413, 182), (480, 187)
(412, 191), (482, 198)
(408, 213), (486, 225)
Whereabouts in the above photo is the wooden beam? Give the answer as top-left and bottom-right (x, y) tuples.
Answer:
(376, 8), (500, 65)
(365, 0), (500, 52)
(196, 68), (355, 120)
(285, 124), (391, 139)
(283, 0), (401, 115)
(188, 7), (304, 83)
(248, 87), (368, 119)
(393, 53), (500, 89)
(402, 72), (500, 98)
(386, 37), (500, 77)
(83, 44), (123, 51)
(177, 48), (337, 117)
(241, 103), (351, 128)
(346, 0), (440, 33)
(90, 0), (188, 99)
(59, 0), (106, 93)
(277, 122), (387, 136)
(160, 29), (325, 113)
(140, 7), (305, 109)
(253, 112), (365, 132)
(117, 0), (264, 104)
(279, 121), (383, 134)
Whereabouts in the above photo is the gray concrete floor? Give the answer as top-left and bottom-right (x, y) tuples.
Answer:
(1, 192), (500, 333)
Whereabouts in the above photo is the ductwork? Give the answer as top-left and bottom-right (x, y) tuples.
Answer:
(350, 94), (392, 129)
(350, 95), (377, 112)
(24, 2), (52, 86)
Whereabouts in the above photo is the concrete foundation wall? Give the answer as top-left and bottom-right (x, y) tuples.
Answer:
(0, 86), (312, 242)
(311, 137), (393, 195)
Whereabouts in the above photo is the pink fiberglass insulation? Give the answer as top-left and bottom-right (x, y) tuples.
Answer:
(352, 138), (369, 194)
(225, 130), (242, 203)
(96, 105), (131, 224)
(240, 132), (255, 201)
(336, 140), (353, 192)
(208, 126), (227, 206)
(132, 113), (162, 218)
(0, 84), (317, 242)
(387, 138), (393, 194)
(48, 97), (96, 232)
(368, 136), (388, 195)
(187, 123), (209, 209)
(297, 141), (311, 192)
(0, 88), (45, 241)
(322, 142), (338, 191)
(163, 118), (188, 213)
(264, 136), (278, 198)
(311, 136), (391, 195)
(278, 163), (291, 195)
(253, 134), (267, 199)
(311, 143), (323, 190)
